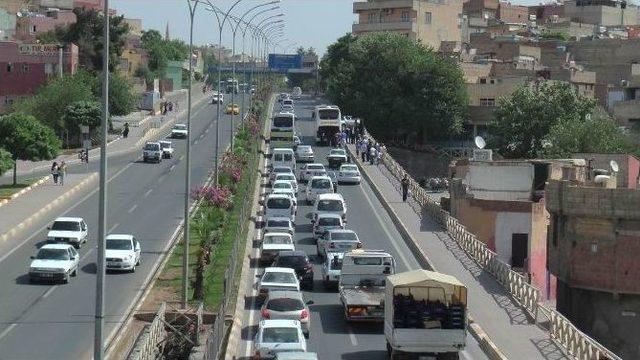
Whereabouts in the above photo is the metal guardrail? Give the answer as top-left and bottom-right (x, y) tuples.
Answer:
(359, 129), (621, 360)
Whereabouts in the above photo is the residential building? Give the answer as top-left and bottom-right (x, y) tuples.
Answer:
(564, 0), (640, 26)
(529, 3), (565, 25)
(571, 153), (640, 189)
(546, 174), (640, 359)
(0, 41), (78, 114)
(496, 2), (529, 24)
(352, 0), (464, 51)
(543, 21), (596, 39)
(463, 0), (498, 19)
(15, 9), (76, 42)
(118, 46), (146, 79)
(448, 159), (586, 300)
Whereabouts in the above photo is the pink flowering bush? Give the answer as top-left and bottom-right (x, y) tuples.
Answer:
(246, 116), (260, 136)
(192, 185), (233, 209)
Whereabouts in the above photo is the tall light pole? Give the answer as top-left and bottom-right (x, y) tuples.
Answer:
(251, 17), (283, 93)
(228, 1), (280, 150)
(94, 0), (109, 358)
(261, 24), (284, 85)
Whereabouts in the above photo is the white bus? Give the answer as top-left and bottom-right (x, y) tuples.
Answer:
(312, 105), (341, 146)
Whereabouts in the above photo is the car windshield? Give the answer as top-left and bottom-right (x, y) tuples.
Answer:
(174, 124), (186, 130)
(267, 298), (304, 311)
(330, 150), (345, 156)
(298, 146), (311, 152)
(267, 220), (290, 228)
(160, 142), (171, 149)
(262, 327), (299, 343)
(264, 236), (291, 245)
(276, 256), (308, 268)
(36, 248), (70, 261)
(51, 221), (81, 231)
(330, 257), (343, 270)
(311, 179), (331, 189)
(330, 232), (357, 240)
(317, 200), (343, 212)
(318, 217), (340, 226)
(318, 109), (339, 119)
(144, 143), (160, 151)
(341, 165), (358, 172)
(106, 239), (132, 250)
(263, 272), (297, 284)
(273, 117), (293, 127)
(267, 198), (291, 209)
(308, 165), (324, 171)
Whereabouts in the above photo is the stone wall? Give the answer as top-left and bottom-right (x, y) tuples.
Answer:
(546, 180), (640, 219)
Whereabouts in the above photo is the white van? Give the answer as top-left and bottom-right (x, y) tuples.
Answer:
(272, 148), (296, 172)
(312, 193), (347, 223)
(265, 193), (296, 222)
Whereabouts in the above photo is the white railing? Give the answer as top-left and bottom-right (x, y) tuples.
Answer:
(357, 129), (621, 360)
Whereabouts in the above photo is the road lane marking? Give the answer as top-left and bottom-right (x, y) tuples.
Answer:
(42, 286), (57, 299)
(158, 174), (166, 183)
(108, 223), (119, 233)
(179, 155), (184, 161)
(0, 324), (17, 342)
(348, 328), (358, 346)
(193, 139), (199, 145)
(144, 189), (153, 197)
(169, 164), (176, 172)
(128, 204), (138, 213)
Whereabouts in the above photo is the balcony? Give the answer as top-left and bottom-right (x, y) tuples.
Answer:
(352, 18), (417, 33)
(353, 0), (415, 12)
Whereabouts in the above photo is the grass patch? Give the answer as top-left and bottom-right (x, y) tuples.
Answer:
(0, 178), (39, 198)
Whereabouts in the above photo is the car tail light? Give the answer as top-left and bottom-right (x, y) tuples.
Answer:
(300, 309), (309, 320)
(261, 308), (270, 319)
(357, 242), (363, 249)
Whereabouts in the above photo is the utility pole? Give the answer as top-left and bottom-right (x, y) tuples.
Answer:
(94, 0), (109, 358)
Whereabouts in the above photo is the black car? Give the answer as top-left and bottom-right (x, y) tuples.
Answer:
(272, 251), (314, 290)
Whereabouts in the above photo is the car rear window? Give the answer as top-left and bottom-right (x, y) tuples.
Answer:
(264, 236), (291, 245)
(330, 232), (357, 240)
(263, 272), (297, 284)
(311, 179), (331, 189)
(36, 248), (70, 260)
(51, 221), (81, 231)
(276, 256), (308, 268)
(262, 327), (299, 343)
(267, 220), (290, 228)
(317, 200), (343, 212)
(267, 198), (291, 209)
(266, 298), (304, 311)
(308, 165), (323, 170)
(318, 217), (340, 226)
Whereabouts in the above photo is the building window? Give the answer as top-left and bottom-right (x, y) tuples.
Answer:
(425, 12), (432, 24)
(401, 10), (410, 22)
(480, 78), (487, 84)
(368, 12), (375, 23)
(6, 63), (13, 73)
(480, 98), (495, 106)
(31, 25), (36, 33)
(21, 64), (29, 73)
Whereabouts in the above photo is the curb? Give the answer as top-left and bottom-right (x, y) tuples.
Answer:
(0, 175), (49, 209)
(0, 173), (99, 244)
(346, 145), (508, 360)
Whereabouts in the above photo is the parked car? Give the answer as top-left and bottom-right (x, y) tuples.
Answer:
(258, 267), (300, 301)
(297, 163), (326, 183)
(326, 148), (348, 168)
(253, 319), (307, 359)
(225, 103), (240, 115)
(264, 217), (295, 236)
(47, 217), (88, 249)
(260, 290), (313, 337)
(29, 244), (79, 283)
(274, 173), (299, 195)
(272, 251), (314, 290)
(105, 234), (141, 272)
(295, 145), (314, 163)
(159, 140), (174, 159)
(337, 164), (361, 184)
(317, 229), (361, 258)
(321, 251), (344, 289)
(143, 141), (162, 163)
(171, 124), (188, 138)
(312, 213), (344, 239)
(304, 176), (333, 205)
(260, 233), (295, 266)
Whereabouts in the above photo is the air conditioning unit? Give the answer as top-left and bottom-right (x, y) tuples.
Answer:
(473, 149), (493, 161)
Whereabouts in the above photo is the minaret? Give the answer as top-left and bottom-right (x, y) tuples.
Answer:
(165, 22), (170, 40)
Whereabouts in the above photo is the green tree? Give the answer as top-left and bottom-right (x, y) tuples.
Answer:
(0, 113), (61, 185)
(540, 112), (634, 158)
(321, 32), (467, 143)
(141, 30), (188, 79)
(0, 149), (13, 177)
(489, 82), (595, 158)
(64, 100), (102, 130)
(92, 72), (138, 116)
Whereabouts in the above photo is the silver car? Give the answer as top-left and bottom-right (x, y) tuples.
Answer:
(295, 145), (315, 162)
(253, 319), (307, 359)
(298, 163), (326, 183)
(264, 217), (295, 235)
(260, 290), (313, 337)
(316, 229), (361, 258)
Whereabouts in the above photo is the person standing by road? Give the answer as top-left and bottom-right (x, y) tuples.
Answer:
(360, 140), (367, 162)
(58, 161), (67, 186)
(51, 162), (59, 185)
(369, 146), (377, 165)
(401, 175), (410, 202)
(122, 122), (130, 138)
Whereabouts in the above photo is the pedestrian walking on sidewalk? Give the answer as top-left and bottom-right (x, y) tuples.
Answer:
(369, 146), (377, 165)
(360, 141), (367, 162)
(51, 162), (59, 184)
(122, 122), (130, 138)
(59, 161), (67, 186)
(356, 139), (361, 157)
(401, 175), (410, 202)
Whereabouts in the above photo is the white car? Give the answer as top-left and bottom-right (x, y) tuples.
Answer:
(274, 173), (299, 195)
(312, 213), (344, 239)
(298, 163), (326, 182)
(304, 176), (333, 205)
(293, 135), (301, 147)
(264, 217), (295, 235)
(258, 267), (300, 301)
(212, 92), (224, 104)
(271, 180), (294, 194)
(321, 251), (344, 289)
(337, 164), (361, 184)
(295, 145), (314, 162)
(271, 188), (298, 213)
(326, 148), (348, 168)
(312, 193), (347, 223)
(47, 217), (88, 248)
(260, 233), (295, 265)
(143, 141), (162, 163)
(280, 104), (294, 113)
(159, 140), (174, 159)
(105, 234), (141, 272)
(317, 229), (361, 258)
(270, 166), (295, 185)
(261, 291), (313, 337)
(276, 352), (318, 360)
(253, 319), (307, 359)
(29, 244), (79, 283)
(171, 123), (188, 138)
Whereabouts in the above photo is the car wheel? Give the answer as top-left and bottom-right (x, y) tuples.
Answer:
(130, 266), (136, 273)
(71, 268), (77, 277)
(136, 257), (141, 266)
(62, 273), (69, 284)
(74, 242), (81, 249)
(304, 331), (309, 339)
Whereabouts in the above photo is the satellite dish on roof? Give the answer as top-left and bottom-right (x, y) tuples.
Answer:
(474, 136), (486, 149)
(610, 160), (619, 173)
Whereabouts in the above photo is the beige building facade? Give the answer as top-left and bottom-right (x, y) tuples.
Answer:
(353, 0), (463, 51)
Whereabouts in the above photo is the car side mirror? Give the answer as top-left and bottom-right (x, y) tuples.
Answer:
(71, 256), (76, 260)
(30, 256), (35, 259)
(46, 226), (51, 230)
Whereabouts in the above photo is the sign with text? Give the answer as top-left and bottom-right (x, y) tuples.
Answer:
(268, 54), (303, 71)
(19, 44), (60, 56)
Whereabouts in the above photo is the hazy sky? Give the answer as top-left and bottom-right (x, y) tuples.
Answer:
(111, 0), (357, 56)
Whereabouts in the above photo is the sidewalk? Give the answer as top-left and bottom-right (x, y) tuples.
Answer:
(0, 172), (98, 244)
(10, 83), (209, 177)
(348, 144), (567, 360)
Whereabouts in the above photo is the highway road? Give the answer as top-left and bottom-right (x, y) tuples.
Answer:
(234, 96), (489, 360)
(0, 95), (245, 359)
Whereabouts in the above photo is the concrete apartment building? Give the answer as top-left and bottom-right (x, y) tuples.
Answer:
(352, 0), (464, 51)
(546, 164), (640, 359)
(15, 8), (76, 42)
(564, 0), (639, 26)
